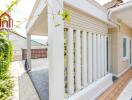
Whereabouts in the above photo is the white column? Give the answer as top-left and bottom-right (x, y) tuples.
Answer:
(27, 33), (31, 71)
(67, 28), (74, 94)
(75, 30), (81, 90)
(48, 0), (64, 100)
(104, 35), (107, 74)
(108, 34), (112, 73)
(88, 32), (93, 83)
(131, 39), (132, 64)
(93, 33), (97, 81)
(97, 34), (101, 79)
(102, 35), (105, 76)
(100, 35), (104, 77)
(82, 31), (88, 86)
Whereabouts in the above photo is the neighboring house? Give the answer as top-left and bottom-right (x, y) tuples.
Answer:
(26, 0), (132, 100)
(8, 31), (47, 61)
(103, 0), (123, 9)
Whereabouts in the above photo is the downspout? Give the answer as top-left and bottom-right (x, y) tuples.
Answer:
(108, 9), (120, 27)
(107, 8), (120, 78)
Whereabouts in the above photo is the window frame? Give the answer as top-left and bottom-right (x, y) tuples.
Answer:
(122, 37), (128, 61)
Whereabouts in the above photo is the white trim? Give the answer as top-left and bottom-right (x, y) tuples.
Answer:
(64, 0), (109, 24)
(27, 34), (31, 71)
(122, 57), (128, 61)
(26, 0), (40, 29)
(117, 66), (131, 77)
(130, 39), (132, 67)
(88, 32), (93, 83)
(104, 35), (107, 74)
(108, 34), (112, 73)
(66, 74), (113, 100)
(97, 34), (101, 78)
(93, 33), (97, 81)
(82, 31), (88, 86)
(75, 30), (81, 90)
(122, 37), (129, 61)
(48, 0), (64, 100)
(67, 28), (74, 94)
(101, 35), (104, 77)
(128, 39), (132, 67)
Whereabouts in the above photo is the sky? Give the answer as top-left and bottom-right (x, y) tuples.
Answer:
(95, 0), (111, 5)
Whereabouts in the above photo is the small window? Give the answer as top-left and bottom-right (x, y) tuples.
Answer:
(123, 38), (127, 57)
(123, 38), (127, 59)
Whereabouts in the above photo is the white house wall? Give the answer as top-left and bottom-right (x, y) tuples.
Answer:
(9, 33), (46, 61)
(64, 5), (108, 35)
(64, 0), (108, 24)
(64, 3), (112, 100)
(9, 33), (27, 61)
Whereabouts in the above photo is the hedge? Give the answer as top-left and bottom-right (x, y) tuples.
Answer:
(0, 31), (14, 100)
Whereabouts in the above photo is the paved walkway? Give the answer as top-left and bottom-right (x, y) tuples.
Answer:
(97, 68), (132, 100)
(118, 79), (132, 100)
(30, 58), (49, 100)
(10, 61), (40, 100)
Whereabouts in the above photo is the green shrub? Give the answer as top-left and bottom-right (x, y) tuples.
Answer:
(0, 78), (14, 100)
(0, 31), (13, 100)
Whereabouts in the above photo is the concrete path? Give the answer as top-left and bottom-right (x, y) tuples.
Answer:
(29, 69), (49, 100)
(118, 79), (132, 100)
(10, 61), (40, 100)
(30, 58), (49, 100)
(31, 58), (48, 71)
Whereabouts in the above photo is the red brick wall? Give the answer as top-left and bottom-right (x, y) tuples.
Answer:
(22, 49), (47, 60)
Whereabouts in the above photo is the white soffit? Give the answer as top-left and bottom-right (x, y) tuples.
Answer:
(111, 2), (132, 28)
(28, 7), (48, 36)
(27, 0), (47, 34)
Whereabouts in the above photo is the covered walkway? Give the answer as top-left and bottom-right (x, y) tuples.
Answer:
(97, 68), (132, 100)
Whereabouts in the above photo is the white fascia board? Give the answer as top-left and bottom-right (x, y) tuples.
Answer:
(64, 0), (109, 24)
(26, 0), (40, 29)
(26, 0), (47, 34)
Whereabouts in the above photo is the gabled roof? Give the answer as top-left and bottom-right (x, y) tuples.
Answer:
(0, 12), (10, 18)
(8, 30), (46, 46)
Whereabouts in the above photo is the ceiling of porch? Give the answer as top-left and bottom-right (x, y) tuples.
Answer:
(28, 7), (48, 36)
